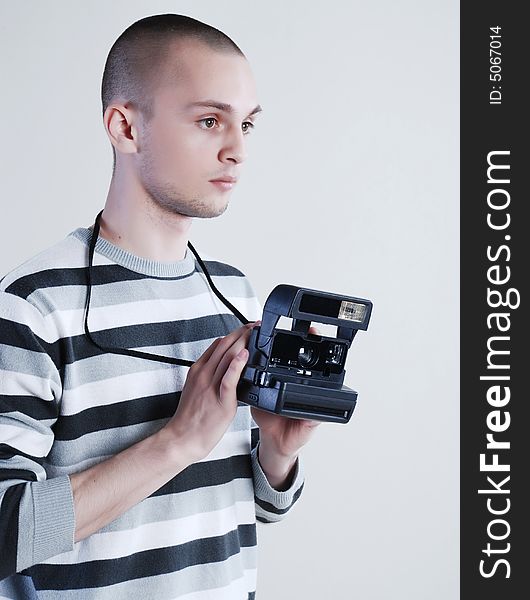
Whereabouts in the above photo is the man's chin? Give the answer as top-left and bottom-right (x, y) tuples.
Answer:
(149, 191), (231, 219)
(190, 196), (230, 219)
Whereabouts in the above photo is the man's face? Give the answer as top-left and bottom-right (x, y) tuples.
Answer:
(134, 40), (260, 219)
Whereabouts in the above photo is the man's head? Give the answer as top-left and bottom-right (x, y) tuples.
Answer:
(101, 14), (260, 219)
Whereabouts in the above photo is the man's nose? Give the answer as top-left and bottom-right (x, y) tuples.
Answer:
(218, 126), (247, 164)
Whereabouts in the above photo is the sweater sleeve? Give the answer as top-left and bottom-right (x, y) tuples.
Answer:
(0, 290), (75, 580)
(250, 420), (305, 524)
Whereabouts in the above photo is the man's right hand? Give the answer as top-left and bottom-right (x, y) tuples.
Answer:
(163, 322), (255, 463)
(70, 322), (255, 543)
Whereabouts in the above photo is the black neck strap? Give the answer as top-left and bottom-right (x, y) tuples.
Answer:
(83, 210), (248, 367)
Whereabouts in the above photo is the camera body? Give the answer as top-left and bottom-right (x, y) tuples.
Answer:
(237, 285), (372, 423)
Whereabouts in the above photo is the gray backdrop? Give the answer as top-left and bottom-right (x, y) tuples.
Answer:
(0, 1), (459, 598)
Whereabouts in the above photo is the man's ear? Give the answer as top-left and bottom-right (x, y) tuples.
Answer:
(103, 103), (140, 156)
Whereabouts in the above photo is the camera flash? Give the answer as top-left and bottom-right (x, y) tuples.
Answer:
(338, 301), (367, 322)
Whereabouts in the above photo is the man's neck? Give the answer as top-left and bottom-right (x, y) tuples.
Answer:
(99, 177), (193, 263)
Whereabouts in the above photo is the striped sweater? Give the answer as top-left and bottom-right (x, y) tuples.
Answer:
(0, 227), (304, 599)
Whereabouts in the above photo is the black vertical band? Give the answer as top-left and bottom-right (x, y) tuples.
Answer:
(461, 3), (527, 597)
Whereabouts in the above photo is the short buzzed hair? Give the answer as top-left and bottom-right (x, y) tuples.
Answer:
(101, 14), (244, 121)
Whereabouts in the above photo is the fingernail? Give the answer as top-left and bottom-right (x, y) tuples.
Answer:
(238, 348), (249, 360)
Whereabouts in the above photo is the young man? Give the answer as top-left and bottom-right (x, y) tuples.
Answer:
(0, 14), (318, 599)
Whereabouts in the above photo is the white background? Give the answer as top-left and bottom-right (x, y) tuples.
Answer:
(0, 1), (459, 598)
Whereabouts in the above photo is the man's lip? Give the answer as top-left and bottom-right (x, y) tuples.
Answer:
(209, 176), (238, 183)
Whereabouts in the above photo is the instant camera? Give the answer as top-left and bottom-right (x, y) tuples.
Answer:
(237, 285), (372, 423)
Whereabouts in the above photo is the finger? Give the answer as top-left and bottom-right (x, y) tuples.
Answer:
(193, 336), (222, 367)
(300, 418), (321, 429)
(196, 325), (251, 385)
(212, 327), (251, 385)
(218, 348), (249, 404)
(197, 324), (250, 376)
(308, 325), (321, 336)
(211, 324), (253, 359)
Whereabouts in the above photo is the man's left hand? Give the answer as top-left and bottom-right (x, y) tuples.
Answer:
(251, 326), (321, 490)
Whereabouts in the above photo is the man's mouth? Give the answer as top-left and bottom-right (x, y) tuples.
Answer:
(209, 175), (238, 191)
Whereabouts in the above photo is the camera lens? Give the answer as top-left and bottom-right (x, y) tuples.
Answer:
(298, 344), (318, 368)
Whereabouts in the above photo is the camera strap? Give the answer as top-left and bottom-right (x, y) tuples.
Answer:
(83, 210), (249, 367)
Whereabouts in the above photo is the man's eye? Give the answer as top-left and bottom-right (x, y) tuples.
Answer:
(242, 121), (255, 134)
(198, 118), (218, 129)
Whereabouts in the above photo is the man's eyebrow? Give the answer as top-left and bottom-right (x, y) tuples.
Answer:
(186, 100), (262, 116)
